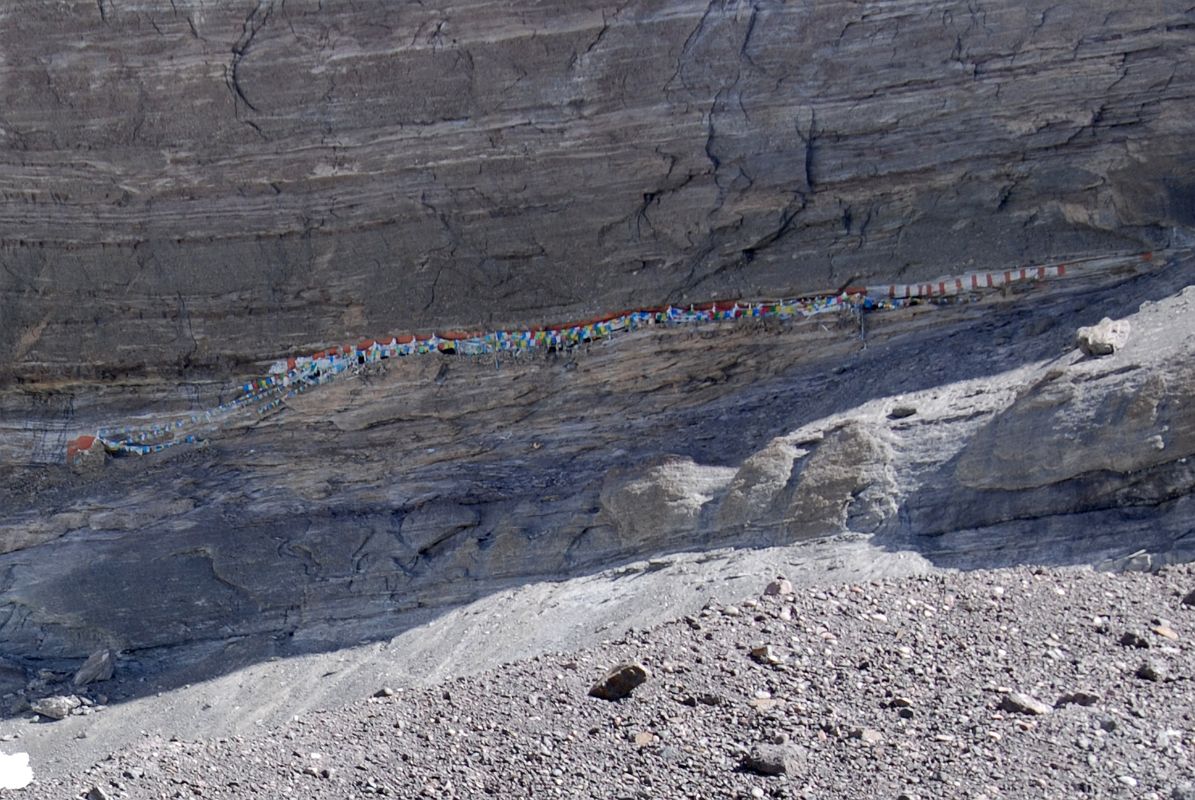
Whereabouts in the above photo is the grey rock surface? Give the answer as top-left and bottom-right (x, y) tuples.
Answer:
(1, 0), (1193, 381)
(0, 264), (1192, 677)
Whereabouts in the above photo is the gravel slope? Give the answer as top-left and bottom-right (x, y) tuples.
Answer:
(32, 563), (1195, 799)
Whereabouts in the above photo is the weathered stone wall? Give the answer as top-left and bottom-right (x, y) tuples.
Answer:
(2, 0), (1193, 380)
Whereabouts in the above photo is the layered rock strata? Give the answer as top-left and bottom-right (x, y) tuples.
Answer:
(2, 0), (1194, 380)
(0, 260), (1192, 676)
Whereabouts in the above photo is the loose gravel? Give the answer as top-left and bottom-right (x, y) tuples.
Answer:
(32, 564), (1195, 799)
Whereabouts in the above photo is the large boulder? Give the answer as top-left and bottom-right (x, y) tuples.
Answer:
(1076, 317), (1131, 357)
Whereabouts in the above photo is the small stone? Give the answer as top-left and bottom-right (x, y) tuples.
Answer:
(764, 577), (793, 597)
(1055, 691), (1100, 708)
(750, 645), (786, 666)
(1119, 631), (1150, 649)
(1076, 317), (1130, 357)
(890, 696), (914, 708)
(588, 663), (649, 701)
(740, 744), (801, 776)
(749, 698), (782, 712)
(73, 649), (116, 687)
(1136, 659), (1169, 682)
(1152, 624), (1179, 640)
(1119, 776), (1139, 788)
(374, 687), (396, 698)
(723, 606), (743, 617)
(633, 731), (655, 746)
(888, 406), (917, 420)
(850, 727), (884, 745)
(751, 787), (765, 799)
(1157, 729), (1182, 749)
(1182, 590), (1195, 607)
(999, 692), (1052, 716)
(31, 695), (82, 721)
(86, 788), (111, 800)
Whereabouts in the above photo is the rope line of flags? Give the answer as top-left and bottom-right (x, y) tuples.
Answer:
(63, 251), (1159, 464)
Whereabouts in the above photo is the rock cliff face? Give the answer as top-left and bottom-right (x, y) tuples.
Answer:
(1, 0), (1193, 381)
(1, 261), (1193, 676)
(0, 0), (1193, 703)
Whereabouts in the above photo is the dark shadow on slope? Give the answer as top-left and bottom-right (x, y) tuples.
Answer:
(0, 256), (1192, 722)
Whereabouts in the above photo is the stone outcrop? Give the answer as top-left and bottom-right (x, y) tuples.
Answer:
(1076, 317), (1132, 356)
(2, 0), (1194, 382)
(0, 263), (1192, 675)
(599, 457), (736, 548)
(717, 421), (897, 539)
(0, 0), (1194, 698)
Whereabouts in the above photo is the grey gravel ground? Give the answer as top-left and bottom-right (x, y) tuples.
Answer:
(27, 562), (1195, 799)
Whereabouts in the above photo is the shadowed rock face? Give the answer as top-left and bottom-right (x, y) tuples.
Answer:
(1, 263), (1193, 672)
(2, 0), (1194, 380)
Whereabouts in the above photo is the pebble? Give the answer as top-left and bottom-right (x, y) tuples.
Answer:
(1136, 659), (1170, 682)
(740, 744), (802, 776)
(749, 698), (781, 712)
(850, 727), (884, 745)
(1152, 624), (1179, 640)
(1172, 782), (1195, 800)
(750, 645), (785, 666)
(588, 663), (650, 701)
(998, 692), (1052, 716)
(764, 577), (794, 597)
(1120, 631), (1151, 649)
(1055, 690), (1100, 708)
